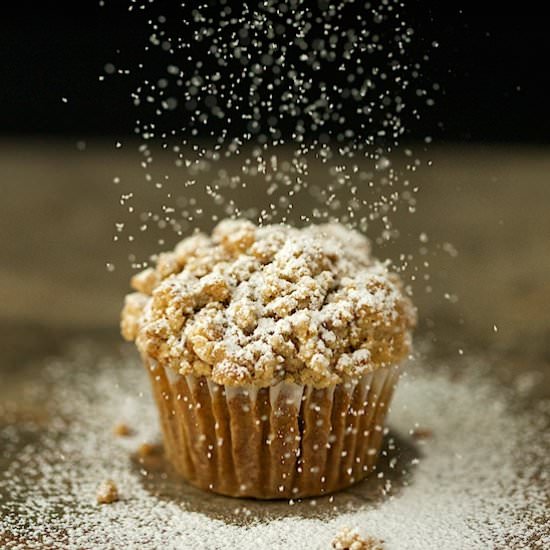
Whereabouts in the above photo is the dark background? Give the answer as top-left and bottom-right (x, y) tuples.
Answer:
(1, 2), (549, 143)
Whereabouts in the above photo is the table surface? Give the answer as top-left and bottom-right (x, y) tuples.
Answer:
(0, 141), (549, 546)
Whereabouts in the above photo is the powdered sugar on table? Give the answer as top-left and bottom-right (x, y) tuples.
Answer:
(1, 344), (548, 549)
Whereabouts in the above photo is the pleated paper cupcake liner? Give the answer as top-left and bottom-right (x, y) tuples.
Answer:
(147, 360), (400, 499)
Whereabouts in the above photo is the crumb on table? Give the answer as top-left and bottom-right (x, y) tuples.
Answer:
(332, 526), (384, 550)
(112, 422), (132, 437)
(410, 427), (433, 440)
(96, 479), (119, 504)
(137, 442), (163, 458)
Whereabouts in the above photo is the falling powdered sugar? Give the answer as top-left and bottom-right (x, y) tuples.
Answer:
(104, 1), (438, 263)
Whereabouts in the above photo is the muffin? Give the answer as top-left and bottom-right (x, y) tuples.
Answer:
(121, 220), (415, 499)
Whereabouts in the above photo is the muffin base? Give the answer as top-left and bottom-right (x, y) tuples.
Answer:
(147, 361), (400, 499)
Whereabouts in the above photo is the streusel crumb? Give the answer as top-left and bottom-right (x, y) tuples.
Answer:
(332, 526), (384, 550)
(122, 221), (415, 387)
(137, 442), (163, 458)
(112, 422), (132, 437)
(96, 479), (119, 504)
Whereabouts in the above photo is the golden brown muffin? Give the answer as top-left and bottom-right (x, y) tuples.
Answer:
(122, 220), (415, 498)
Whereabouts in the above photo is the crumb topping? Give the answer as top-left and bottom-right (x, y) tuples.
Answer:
(332, 526), (385, 550)
(121, 220), (415, 387)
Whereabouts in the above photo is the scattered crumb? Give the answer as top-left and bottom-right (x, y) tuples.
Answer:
(410, 427), (433, 440)
(96, 479), (119, 504)
(332, 526), (384, 550)
(113, 422), (132, 437)
(137, 442), (163, 458)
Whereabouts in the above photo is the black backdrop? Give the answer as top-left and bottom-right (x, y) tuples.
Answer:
(1, 1), (549, 143)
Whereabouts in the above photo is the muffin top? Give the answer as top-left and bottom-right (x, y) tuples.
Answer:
(121, 220), (416, 388)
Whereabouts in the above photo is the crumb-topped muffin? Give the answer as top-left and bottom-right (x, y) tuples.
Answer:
(122, 220), (415, 498)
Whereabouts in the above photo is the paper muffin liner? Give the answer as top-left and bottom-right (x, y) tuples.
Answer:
(146, 360), (400, 499)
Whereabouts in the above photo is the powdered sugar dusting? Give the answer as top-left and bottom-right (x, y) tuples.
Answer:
(1, 345), (548, 549)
